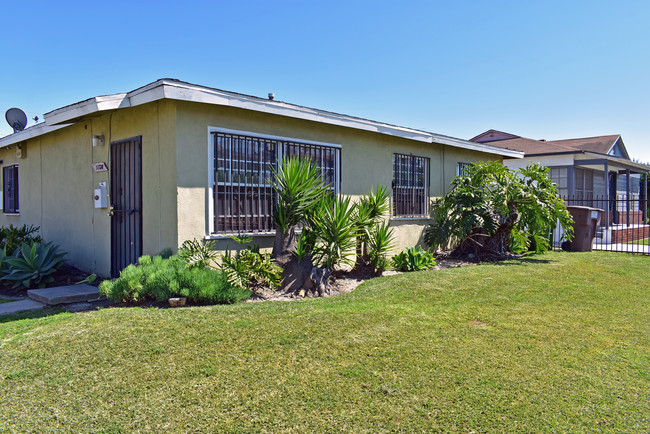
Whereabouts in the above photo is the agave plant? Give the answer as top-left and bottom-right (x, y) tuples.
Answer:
(1, 241), (66, 289)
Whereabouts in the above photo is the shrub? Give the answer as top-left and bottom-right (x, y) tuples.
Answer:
(0, 224), (42, 255)
(178, 239), (217, 269)
(309, 195), (358, 270)
(391, 246), (436, 272)
(99, 254), (249, 304)
(220, 235), (282, 290)
(0, 241), (66, 289)
(424, 162), (573, 257)
(368, 221), (394, 273)
(188, 267), (251, 304)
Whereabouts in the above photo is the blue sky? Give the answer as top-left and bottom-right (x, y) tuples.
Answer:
(2, 0), (649, 161)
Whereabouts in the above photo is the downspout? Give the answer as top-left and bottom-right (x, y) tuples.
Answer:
(604, 161), (609, 228)
(625, 169), (630, 226)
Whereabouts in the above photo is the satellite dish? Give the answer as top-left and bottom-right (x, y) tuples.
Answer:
(5, 108), (28, 133)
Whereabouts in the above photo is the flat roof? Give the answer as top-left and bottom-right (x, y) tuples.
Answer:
(0, 79), (523, 158)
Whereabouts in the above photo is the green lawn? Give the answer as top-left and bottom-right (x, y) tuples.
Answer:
(626, 238), (649, 245)
(0, 297), (13, 304)
(0, 252), (648, 432)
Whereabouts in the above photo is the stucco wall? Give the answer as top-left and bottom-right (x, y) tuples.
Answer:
(0, 101), (178, 276)
(173, 101), (502, 254)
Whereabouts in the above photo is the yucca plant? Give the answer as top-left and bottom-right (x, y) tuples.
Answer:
(367, 221), (395, 274)
(0, 224), (42, 255)
(271, 157), (328, 234)
(309, 195), (358, 270)
(1, 241), (66, 289)
(354, 186), (391, 270)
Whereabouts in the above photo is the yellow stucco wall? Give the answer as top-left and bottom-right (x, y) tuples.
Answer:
(173, 101), (501, 254)
(0, 101), (178, 276)
(0, 98), (501, 275)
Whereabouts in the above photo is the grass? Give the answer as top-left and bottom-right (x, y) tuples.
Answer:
(0, 251), (648, 431)
(625, 238), (649, 245)
(0, 297), (14, 304)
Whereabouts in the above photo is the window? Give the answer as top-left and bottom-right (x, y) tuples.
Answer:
(549, 167), (568, 197)
(2, 164), (18, 214)
(456, 162), (472, 176)
(575, 168), (594, 200)
(392, 153), (430, 218)
(212, 130), (341, 234)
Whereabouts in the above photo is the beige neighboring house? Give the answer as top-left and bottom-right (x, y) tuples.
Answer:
(0, 79), (521, 276)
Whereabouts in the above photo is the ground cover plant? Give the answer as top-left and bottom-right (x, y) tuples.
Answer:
(0, 251), (648, 432)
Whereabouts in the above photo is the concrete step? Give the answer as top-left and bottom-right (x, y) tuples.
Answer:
(27, 284), (101, 306)
(0, 298), (46, 316)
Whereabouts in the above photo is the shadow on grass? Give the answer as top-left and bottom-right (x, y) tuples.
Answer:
(0, 308), (66, 324)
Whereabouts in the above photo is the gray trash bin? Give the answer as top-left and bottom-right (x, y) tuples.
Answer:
(564, 206), (603, 252)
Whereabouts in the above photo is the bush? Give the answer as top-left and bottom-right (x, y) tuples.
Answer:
(178, 239), (217, 269)
(0, 241), (66, 289)
(367, 221), (394, 273)
(0, 224), (42, 255)
(220, 235), (282, 290)
(391, 246), (436, 272)
(99, 254), (249, 304)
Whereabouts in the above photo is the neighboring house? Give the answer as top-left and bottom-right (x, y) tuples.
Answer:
(0, 79), (521, 276)
(470, 129), (650, 226)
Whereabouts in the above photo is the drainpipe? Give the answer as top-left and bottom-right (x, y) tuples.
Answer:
(604, 161), (609, 228)
(626, 169), (630, 227)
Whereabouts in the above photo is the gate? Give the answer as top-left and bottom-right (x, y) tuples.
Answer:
(110, 136), (143, 276)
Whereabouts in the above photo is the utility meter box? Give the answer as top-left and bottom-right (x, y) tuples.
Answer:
(94, 182), (108, 208)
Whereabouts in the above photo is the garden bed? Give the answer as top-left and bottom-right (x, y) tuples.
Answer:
(0, 264), (92, 298)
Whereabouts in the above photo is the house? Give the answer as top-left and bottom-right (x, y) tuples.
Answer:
(470, 130), (650, 227)
(0, 79), (521, 276)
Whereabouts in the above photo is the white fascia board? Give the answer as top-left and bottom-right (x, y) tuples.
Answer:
(130, 80), (520, 156)
(32, 79), (524, 158)
(0, 123), (70, 149)
(44, 93), (128, 125)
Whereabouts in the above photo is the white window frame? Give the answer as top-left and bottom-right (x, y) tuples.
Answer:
(207, 127), (341, 236)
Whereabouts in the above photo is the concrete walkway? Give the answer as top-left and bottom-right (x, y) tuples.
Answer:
(0, 284), (102, 316)
(0, 298), (46, 315)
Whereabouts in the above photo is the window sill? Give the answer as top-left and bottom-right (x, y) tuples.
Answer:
(2, 212), (20, 216)
(206, 232), (276, 240)
(390, 216), (430, 221)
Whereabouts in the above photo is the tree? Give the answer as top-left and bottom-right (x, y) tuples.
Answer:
(424, 162), (573, 259)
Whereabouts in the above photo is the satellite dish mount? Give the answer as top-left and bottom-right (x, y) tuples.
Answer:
(5, 108), (28, 133)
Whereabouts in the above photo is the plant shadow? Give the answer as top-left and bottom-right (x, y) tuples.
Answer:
(0, 308), (66, 324)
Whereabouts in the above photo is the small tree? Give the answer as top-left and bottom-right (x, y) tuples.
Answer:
(270, 157), (328, 292)
(424, 162), (573, 258)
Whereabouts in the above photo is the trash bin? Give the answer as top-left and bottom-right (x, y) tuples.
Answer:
(564, 206), (603, 252)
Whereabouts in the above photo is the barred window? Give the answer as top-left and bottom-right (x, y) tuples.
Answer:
(392, 153), (430, 218)
(456, 162), (472, 176)
(3, 165), (19, 214)
(212, 131), (341, 234)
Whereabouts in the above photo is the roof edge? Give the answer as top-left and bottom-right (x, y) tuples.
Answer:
(8, 79), (524, 158)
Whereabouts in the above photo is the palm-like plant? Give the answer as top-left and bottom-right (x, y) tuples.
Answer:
(354, 186), (392, 269)
(309, 195), (358, 270)
(271, 157), (328, 234)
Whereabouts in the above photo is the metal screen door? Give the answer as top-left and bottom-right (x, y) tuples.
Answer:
(110, 136), (143, 276)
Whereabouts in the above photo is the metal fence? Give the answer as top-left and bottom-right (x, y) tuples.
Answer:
(553, 195), (649, 255)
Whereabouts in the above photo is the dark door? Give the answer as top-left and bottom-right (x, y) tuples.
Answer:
(609, 172), (617, 224)
(110, 136), (143, 277)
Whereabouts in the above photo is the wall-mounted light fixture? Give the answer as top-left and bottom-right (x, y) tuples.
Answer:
(92, 135), (105, 147)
